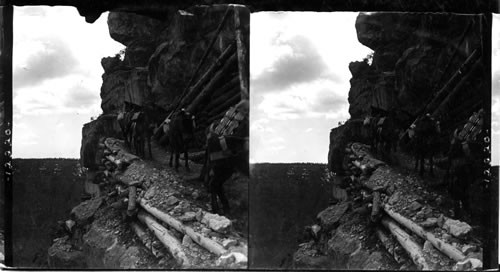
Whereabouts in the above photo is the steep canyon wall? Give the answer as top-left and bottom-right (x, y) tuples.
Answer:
(329, 13), (490, 172)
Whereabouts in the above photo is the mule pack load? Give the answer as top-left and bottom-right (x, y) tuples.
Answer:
(455, 108), (484, 144)
(208, 101), (249, 161)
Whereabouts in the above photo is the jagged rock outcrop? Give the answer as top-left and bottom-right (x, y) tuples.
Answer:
(80, 114), (121, 170)
(348, 13), (485, 121)
(107, 12), (167, 47)
(100, 69), (129, 114)
(329, 12), (488, 171)
(147, 5), (242, 110)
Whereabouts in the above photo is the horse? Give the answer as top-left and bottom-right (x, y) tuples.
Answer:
(117, 110), (134, 147)
(165, 109), (196, 171)
(375, 115), (399, 155)
(363, 115), (380, 151)
(409, 114), (441, 177)
(202, 99), (249, 215)
(130, 110), (154, 159)
(363, 114), (399, 157)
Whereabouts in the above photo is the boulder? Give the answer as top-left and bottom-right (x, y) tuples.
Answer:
(407, 201), (423, 212)
(216, 252), (247, 268)
(82, 223), (133, 268)
(182, 235), (194, 247)
(222, 239), (238, 249)
(47, 237), (86, 268)
(360, 251), (385, 270)
(293, 245), (337, 269)
(327, 229), (362, 267)
(107, 12), (167, 47)
(70, 197), (104, 225)
(388, 191), (402, 205)
(201, 212), (232, 234)
(443, 218), (472, 238)
(316, 202), (349, 232)
(165, 196), (179, 207)
(143, 187), (156, 200)
(419, 217), (438, 228)
(453, 258), (483, 270)
(178, 211), (196, 222)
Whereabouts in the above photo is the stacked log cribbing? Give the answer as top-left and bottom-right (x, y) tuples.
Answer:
(100, 137), (248, 268)
(339, 142), (482, 270)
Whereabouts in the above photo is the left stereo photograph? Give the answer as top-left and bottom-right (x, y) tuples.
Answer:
(4, 3), (249, 269)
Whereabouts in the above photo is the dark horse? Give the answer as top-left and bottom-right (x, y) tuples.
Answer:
(363, 115), (380, 151)
(130, 110), (154, 159)
(409, 114), (441, 177)
(117, 107), (135, 147)
(163, 109), (196, 171)
(202, 99), (249, 215)
(363, 113), (399, 157)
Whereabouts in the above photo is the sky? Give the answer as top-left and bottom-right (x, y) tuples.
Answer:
(250, 12), (372, 163)
(251, 12), (500, 165)
(12, 6), (124, 158)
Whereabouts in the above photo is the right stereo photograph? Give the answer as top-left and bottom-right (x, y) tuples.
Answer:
(249, 11), (497, 270)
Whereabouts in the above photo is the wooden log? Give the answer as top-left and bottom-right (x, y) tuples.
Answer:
(195, 80), (239, 117)
(233, 5), (249, 100)
(181, 6), (232, 95)
(371, 191), (382, 222)
(127, 185), (137, 217)
(383, 205), (466, 262)
(179, 43), (236, 110)
(140, 199), (227, 256)
(422, 49), (480, 117)
(375, 227), (406, 264)
(381, 216), (432, 270)
(205, 76), (240, 108)
(187, 53), (238, 113)
(206, 72), (239, 99)
(130, 222), (164, 258)
(137, 211), (191, 267)
(207, 90), (241, 117)
(207, 111), (226, 125)
(432, 57), (483, 119)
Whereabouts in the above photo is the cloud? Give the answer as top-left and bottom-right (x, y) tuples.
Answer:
(15, 6), (47, 17)
(14, 38), (80, 88)
(256, 79), (348, 121)
(64, 85), (99, 108)
(312, 88), (347, 112)
(252, 35), (340, 92)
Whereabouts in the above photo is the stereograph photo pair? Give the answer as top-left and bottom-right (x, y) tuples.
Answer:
(0, 0), (498, 270)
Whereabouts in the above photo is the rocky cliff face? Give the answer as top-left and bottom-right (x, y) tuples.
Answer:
(329, 13), (489, 172)
(81, 4), (249, 170)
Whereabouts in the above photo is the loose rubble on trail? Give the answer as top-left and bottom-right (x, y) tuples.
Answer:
(294, 142), (483, 271)
(48, 138), (248, 269)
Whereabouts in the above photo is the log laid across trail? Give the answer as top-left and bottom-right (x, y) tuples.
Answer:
(137, 211), (191, 267)
(381, 217), (432, 270)
(140, 199), (228, 256)
(383, 205), (466, 262)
